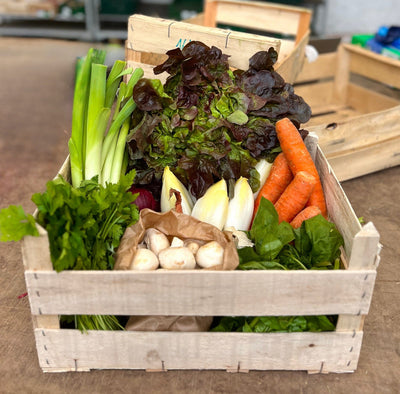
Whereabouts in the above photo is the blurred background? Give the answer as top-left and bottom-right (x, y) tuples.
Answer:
(1, 0), (399, 46)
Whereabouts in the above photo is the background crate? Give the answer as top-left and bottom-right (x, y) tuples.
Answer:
(125, 0), (312, 84)
(294, 43), (400, 181)
(22, 134), (381, 373)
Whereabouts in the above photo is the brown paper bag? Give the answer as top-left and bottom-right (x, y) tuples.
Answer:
(115, 208), (239, 271)
(114, 209), (239, 332)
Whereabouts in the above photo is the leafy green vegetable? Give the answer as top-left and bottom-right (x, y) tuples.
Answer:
(211, 315), (336, 333)
(127, 41), (310, 198)
(238, 197), (344, 270)
(32, 170), (138, 272)
(0, 205), (39, 242)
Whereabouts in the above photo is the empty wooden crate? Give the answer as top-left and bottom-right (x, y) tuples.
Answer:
(294, 43), (400, 181)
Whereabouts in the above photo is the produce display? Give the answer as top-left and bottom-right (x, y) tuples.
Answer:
(0, 40), (344, 334)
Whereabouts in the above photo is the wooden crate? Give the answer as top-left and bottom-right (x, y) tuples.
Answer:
(294, 43), (400, 181)
(125, 0), (312, 83)
(22, 135), (381, 373)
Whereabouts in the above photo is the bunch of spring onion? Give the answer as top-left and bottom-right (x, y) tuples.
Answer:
(67, 48), (143, 332)
(69, 48), (143, 187)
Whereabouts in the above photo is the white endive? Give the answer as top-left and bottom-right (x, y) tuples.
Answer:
(191, 179), (229, 230)
(253, 159), (273, 199)
(161, 166), (194, 215)
(224, 177), (254, 231)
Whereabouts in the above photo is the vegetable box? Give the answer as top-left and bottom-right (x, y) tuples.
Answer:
(125, 0), (312, 84)
(22, 133), (381, 373)
(293, 43), (400, 181)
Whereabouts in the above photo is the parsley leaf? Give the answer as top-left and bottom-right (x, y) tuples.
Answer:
(0, 205), (39, 241)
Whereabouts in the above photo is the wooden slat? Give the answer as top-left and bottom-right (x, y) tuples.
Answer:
(21, 223), (60, 330)
(332, 44), (351, 105)
(346, 83), (400, 114)
(314, 147), (362, 258)
(295, 52), (337, 83)
(305, 108), (360, 127)
(293, 80), (334, 110)
(206, 0), (311, 37)
(127, 15), (281, 71)
(308, 104), (400, 157)
(34, 329), (363, 373)
(345, 43), (400, 90)
(273, 29), (309, 83)
(320, 134), (400, 182)
(25, 269), (376, 317)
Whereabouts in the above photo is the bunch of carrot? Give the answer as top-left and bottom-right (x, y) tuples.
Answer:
(253, 117), (327, 229)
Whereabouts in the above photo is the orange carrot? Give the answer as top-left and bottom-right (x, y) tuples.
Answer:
(290, 206), (321, 229)
(275, 118), (327, 218)
(274, 171), (317, 223)
(253, 153), (293, 219)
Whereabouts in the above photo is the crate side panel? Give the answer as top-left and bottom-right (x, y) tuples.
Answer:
(295, 52), (337, 83)
(293, 80), (334, 110)
(346, 83), (400, 114)
(346, 44), (400, 90)
(320, 135), (400, 182)
(214, 1), (302, 35)
(127, 15), (281, 71)
(315, 147), (361, 257)
(34, 329), (363, 373)
(25, 270), (376, 316)
(308, 104), (400, 157)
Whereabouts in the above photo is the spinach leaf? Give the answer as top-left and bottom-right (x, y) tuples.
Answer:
(294, 215), (344, 269)
(238, 198), (294, 267)
(211, 315), (336, 333)
(238, 197), (344, 271)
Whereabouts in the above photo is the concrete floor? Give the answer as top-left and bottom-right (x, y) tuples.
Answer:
(0, 37), (399, 393)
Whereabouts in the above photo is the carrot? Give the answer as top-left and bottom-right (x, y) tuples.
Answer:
(253, 153), (293, 220)
(275, 118), (327, 218)
(290, 206), (321, 229)
(274, 171), (317, 223)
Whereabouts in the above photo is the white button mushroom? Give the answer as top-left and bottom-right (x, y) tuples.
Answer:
(196, 241), (224, 268)
(130, 248), (159, 271)
(143, 228), (170, 256)
(170, 236), (184, 248)
(184, 239), (204, 255)
(158, 247), (196, 270)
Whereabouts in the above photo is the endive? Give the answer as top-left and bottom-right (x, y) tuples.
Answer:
(224, 177), (254, 231)
(161, 167), (194, 215)
(253, 159), (273, 199)
(191, 179), (229, 230)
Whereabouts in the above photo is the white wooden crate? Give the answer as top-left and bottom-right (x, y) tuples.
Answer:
(22, 135), (381, 373)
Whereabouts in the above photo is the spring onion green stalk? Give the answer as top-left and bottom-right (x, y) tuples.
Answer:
(109, 118), (131, 184)
(85, 63), (108, 180)
(191, 179), (229, 230)
(69, 49), (106, 187)
(68, 48), (143, 187)
(224, 177), (254, 231)
(101, 97), (136, 185)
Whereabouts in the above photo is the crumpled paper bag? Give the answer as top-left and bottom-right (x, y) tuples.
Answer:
(114, 209), (239, 332)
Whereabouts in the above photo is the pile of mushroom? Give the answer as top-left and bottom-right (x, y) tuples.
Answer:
(129, 228), (225, 271)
